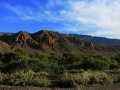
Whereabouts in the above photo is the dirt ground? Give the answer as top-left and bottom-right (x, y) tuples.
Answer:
(0, 84), (120, 90)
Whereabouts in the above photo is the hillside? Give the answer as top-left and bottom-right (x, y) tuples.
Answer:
(0, 30), (119, 54)
(0, 40), (10, 51)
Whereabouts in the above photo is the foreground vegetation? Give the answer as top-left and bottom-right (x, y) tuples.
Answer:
(0, 49), (120, 88)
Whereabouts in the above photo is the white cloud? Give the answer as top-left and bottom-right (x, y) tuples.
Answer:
(58, 0), (120, 38)
(2, 0), (120, 38)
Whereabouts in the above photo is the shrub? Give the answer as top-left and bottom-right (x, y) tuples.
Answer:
(46, 63), (64, 75)
(61, 71), (113, 86)
(13, 49), (28, 59)
(3, 71), (50, 87)
(89, 72), (113, 85)
(4, 59), (29, 73)
(80, 55), (116, 70)
(0, 73), (6, 83)
(2, 52), (16, 63)
(60, 53), (81, 65)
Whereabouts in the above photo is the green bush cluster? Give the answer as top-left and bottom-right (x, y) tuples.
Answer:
(0, 50), (120, 74)
(0, 49), (120, 88)
(80, 55), (120, 70)
(0, 49), (65, 74)
(0, 70), (50, 87)
(59, 71), (113, 87)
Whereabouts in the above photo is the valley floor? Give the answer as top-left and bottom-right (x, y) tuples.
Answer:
(1, 84), (120, 90)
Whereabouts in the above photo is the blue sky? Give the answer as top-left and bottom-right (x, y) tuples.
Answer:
(0, 0), (120, 38)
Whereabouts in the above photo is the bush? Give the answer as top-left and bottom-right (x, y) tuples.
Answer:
(59, 53), (81, 65)
(80, 55), (118, 70)
(2, 52), (16, 63)
(0, 73), (6, 83)
(61, 71), (113, 86)
(4, 59), (29, 73)
(46, 63), (64, 75)
(88, 72), (113, 85)
(13, 49), (28, 59)
(2, 70), (50, 87)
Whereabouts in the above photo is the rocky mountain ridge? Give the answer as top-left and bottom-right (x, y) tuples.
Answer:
(0, 30), (118, 52)
(70, 34), (120, 47)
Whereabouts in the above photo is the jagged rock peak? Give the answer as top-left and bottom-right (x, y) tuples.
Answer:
(33, 30), (60, 37)
(13, 31), (33, 46)
(15, 31), (31, 38)
(15, 31), (31, 40)
(32, 30), (61, 42)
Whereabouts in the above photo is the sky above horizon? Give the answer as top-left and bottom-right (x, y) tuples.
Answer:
(0, 0), (120, 39)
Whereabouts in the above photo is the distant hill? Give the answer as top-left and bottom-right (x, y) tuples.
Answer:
(0, 32), (13, 36)
(70, 34), (120, 47)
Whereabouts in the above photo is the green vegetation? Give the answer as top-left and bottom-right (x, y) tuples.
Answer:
(0, 70), (49, 87)
(0, 49), (120, 88)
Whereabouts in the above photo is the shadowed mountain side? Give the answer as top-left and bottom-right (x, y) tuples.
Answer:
(70, 34), (120, 47)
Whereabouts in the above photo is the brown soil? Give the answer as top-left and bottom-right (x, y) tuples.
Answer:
(1, 84), (120, 90)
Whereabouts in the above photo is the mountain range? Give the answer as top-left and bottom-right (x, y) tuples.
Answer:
(70, 34), (120, 47)
(0, 30), (119, 54)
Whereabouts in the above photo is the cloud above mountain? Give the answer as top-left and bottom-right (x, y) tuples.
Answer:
(1, 0), (120, 38)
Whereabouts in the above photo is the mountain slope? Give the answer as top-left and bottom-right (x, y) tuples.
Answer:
(32, 30), (75, 51)
(0, 31), (39, 50)
(70, 34), (120, 47)
(32, 30), (102, 51)
(0, 30), (119, 54)
(0, 40), (10, 51)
